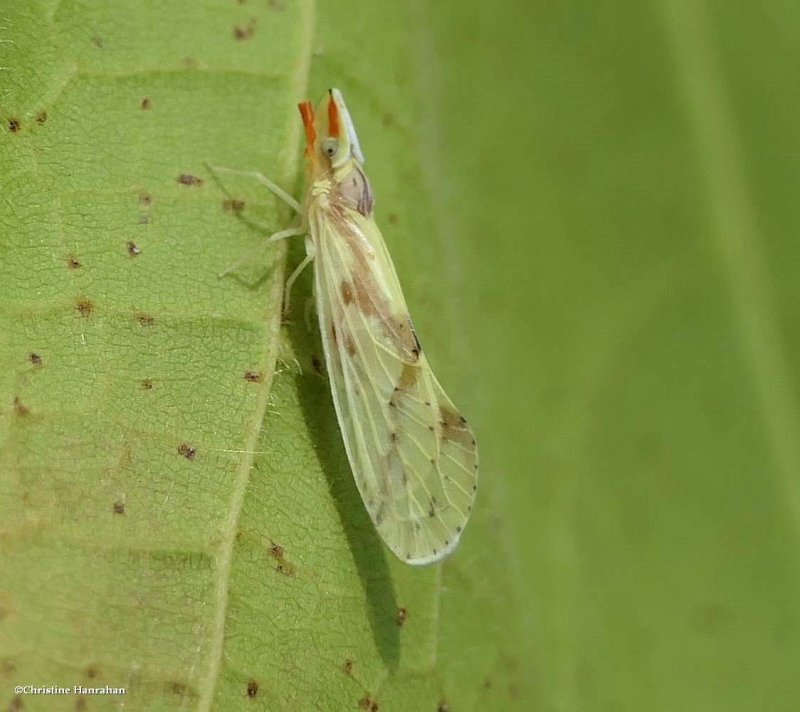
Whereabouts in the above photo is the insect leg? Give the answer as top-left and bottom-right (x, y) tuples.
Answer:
(282, 236), (316, 314)
(218, 226), (306, 278)
(205, 163), (301, 213)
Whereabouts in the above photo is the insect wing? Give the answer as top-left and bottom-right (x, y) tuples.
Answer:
(312, 206), (478, 565)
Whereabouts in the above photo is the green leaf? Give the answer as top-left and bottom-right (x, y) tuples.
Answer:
(0, 2), (525, 711)
(6, 1), (798, 711)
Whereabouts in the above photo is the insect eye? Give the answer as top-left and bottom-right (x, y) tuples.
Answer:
(321, 138), (339, 158)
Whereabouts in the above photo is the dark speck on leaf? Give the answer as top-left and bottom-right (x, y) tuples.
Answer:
(8, 118), (20, 133)
(222, 198), (245, 214)
(76, 299), (93, 317)
(178, 443), (196, 461)
(233, 19), (257, 41)
(177, 174), (203, 187)
(113, 501), (125, 515)
(13, 397), (29, 416)
(244, 371), (262, 383)
(28, 353), (42, 366)
(140, 379), (154, 390)
(36, 111), (47, 124)
(140, 97), (152, 110)
(127, 241), (141, 257)
(246, 679), (258, 698)
(66, 256), (81, 269)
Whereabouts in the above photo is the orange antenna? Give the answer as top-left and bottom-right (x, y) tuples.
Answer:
(298, 101), (317, 155)
(327, 93), (340, 138)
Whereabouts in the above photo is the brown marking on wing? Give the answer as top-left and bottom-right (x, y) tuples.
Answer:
(345, 333), (357, 357)
(439, 406), (475, 448)
(341, 281), (353, 305)
(396, 363), (418, 391)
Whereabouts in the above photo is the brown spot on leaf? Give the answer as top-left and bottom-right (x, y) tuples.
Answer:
(36, 110), (47, 125)
(246, 679), (259, 698)
(140, 379), (154, 390)
(437, 703), (449, 712)
(127, 241), (141, 257)
(8, 118), (20, 133)
(28, 353), (42, 366)
(9, 694), (23, 711)
(342, 659), (353, 675)
(387, 213), (398, 225)
(222, 198), (245, 214)
(66, 256), (81, 269)
(86, 663), (98, 678)
(177, 173), (203, 187)
(269, 542), (295, 576)
(139, 193), (152, 207)
(140, 97), (152, 110)
(136, 313), (155, 327)
(13, 397), (29, 416)
(233, 19), (257, 40)
(244, 371), (262, 383)
(113, 500), (125, 515)
(91, 36), (103, 48)
(76, 298), (94, 317)
(395, 607), (408, 627)
(178, 443), (196, 461)
(358, 697), (379, 712)
(1, 657), (16, 674)
(311, 356), (323, 375)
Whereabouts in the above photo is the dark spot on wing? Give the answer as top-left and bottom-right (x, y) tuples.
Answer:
(177, 173), (203, 187)
(246, 679), (259, 698)
(113, 500), (125, 514)
(428, 498), (437, 518)
(345, 334), (356, 357)
(127, 240), (141, 256)
(177, 443), (196, 461)
(140, 97), (152, 110)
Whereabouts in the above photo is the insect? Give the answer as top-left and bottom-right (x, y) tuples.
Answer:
(217, 89), (478, 564)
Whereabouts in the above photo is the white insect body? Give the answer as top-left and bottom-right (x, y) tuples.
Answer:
(223, 89), (479, 565)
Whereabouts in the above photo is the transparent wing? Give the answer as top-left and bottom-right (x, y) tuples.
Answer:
(312, 207), (478, 565)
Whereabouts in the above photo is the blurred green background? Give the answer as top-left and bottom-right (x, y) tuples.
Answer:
(2, 1), (800, 710)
